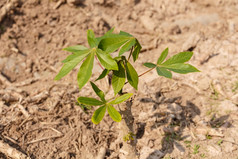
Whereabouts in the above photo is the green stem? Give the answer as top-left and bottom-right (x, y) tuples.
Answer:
(127, 46), (134, 61)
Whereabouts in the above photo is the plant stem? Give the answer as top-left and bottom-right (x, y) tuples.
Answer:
(118, 100), (138, 159)
(138, 67), (155, 77)
(127, 47), (134, 61)
(125, 67), (155, 85)
(95, 56), (104, 70)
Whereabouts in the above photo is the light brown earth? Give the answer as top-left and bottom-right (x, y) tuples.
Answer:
(0, 0), (238, 158)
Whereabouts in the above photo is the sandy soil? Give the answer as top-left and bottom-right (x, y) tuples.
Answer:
(0, 0), (238, 158)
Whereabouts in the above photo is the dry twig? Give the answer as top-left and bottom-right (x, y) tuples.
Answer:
(13, 77), (40, 87)
(0, 87), (25, 103)
(0, 140), (30, 159)
(15, 104), (30, 118)
(26, 127), (63, 144)
(26, 90), (49, 103)
(14, 98), (31, 118)
(40, 60), (58, 73)
(53, 0), (66, 9)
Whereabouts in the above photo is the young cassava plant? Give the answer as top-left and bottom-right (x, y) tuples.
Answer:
(55, 28), (199, 158)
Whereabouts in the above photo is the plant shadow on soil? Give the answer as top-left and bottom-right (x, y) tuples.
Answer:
(0, 17), (16, 35)
(0, 2), (23, 36)
(137, 91), (202, 158)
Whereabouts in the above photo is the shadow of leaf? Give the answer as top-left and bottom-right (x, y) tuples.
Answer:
(174, 141), (185, 152)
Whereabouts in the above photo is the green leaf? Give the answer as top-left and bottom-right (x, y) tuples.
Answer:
(114, 56), (122, 61)
(61, 54), (78, 63)
(96, 28), (115, 42)
(92, 105), (106, 124)
(107, 104), (122, 122)
(143, 62), (156, 68)
(77, 52), (95, 89)
(61, 49), (90, 63)
(132, 39), (142, 62)
(99, 35), (130, 53)
(96, 49), (118, 70)
(125, 60), (138, 89)
(162, 63), (200, 74)
(162, 51), (193, 65)
(156, 67), (172, 79)
(119, 31), (132, 37)
(96, 69), (110, 81)
(87, 29), (98, 48)
(111, 61), (126, 95)
(77, 97), (104, 106)
(55, 49), (91, 80)
(63, 45), (88, 53)
(109, 93), (133, 104)
(157, 48), (168, 64)
(119, 38), (136, 56)
(90, 82), (106, 102)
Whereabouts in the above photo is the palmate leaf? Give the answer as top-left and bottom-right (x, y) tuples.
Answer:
(98, 30), (141, 60)
(77, 52), (95, 89)
(63, 45), (87, 53)
(118, 31), (141, 61)
(109, 93), (133, 104)
(61, 48), (90, 63)
(111, 61), (126, 95)
(107, 104), (121, 122)
(161, 63), (200, 74)
(96, 49), (118, 70)
(92, 105), (106, 124)
(90, 82), (106, 102)
(119, 38), (136, 56)
(55, 49), (91, 80)
(87, 29), (98, 48)
(144, 49), (200, 79)
(61, 54), (79, 63)
(125, 60), (138, 89)
(98, 34), (131, 53)
(162, 51), (193, 65)
(77, 97), (104, 106)
(118, 31), (136, 56)
(156, 67), (172, 79)
(157, 48), (168, 64)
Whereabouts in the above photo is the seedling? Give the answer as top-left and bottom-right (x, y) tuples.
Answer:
(217, 139), (223, 146)
(184, 140), (192, 144)
(123, 132), (136, 142)
(184, 140), (192, 148)
(55, 28), (199, 157)
(200, 153), (206, 158)
(206, 133), (212, 140)
(193, 144), (200, 154)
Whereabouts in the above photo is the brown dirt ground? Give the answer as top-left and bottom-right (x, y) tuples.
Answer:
(0, 0), (238, 158)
